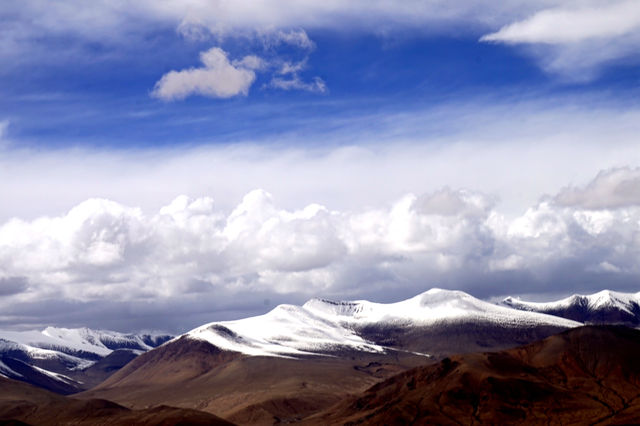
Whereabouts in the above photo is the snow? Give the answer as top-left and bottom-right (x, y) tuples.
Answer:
(188, 303), (384, 357)
(502, 289), (640, 315)
(0, 359), (22, 378)
(0, 327), (170, 375)
(30, 364), (81, 385)
(0, 327), (164, 359)
(305, 288), (579, 327)
(186, 288), (581, 358)
(0, 339), (95, 370)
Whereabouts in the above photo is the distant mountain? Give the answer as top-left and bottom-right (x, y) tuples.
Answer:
(501, 289), (640, 326)
(80, 289), (580, 423)
(311, 326), (640, 425)
(0, 327), (172, 394)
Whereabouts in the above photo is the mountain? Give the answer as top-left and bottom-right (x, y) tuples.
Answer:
(0, 327), (172, 394)
(0, 376), (233, 426)
(501, 289), (640, 326)
(183, 288), (580, 357)
(79, 289), (580, 424)
(310, 326), (640, 425)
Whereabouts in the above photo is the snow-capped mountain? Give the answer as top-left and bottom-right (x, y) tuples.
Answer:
(0, 327), (171, 359)
(501, 290), (640, 326)
(0, 327), (172, 394)
(85, 288), (583, 419)
(185, 288), (580, 358)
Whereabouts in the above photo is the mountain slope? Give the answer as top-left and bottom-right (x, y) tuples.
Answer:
(0, 376), (234, 425)
(502, 289), (640, 326)
(310, 326), (640, 425)
(0, 327), (172, 394)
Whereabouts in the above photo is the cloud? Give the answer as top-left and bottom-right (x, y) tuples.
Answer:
(261, 29), (315, 50)
(151, 46), (325, 99)
(3, 170), (640, 331)
(554, 167), (640, 209)
(5, 1), (639, 79)
(1, 97), (639, 223)
(0, 277), (28, 296)
(0, 120), (8, 139)
(267, 59), (326, 92)
(151, 47), (258, 100)
(481, 2), (640, 44)
(0, 98), (639, 330)
(269, 75), (326, 93)
(480, 1), (640, 78)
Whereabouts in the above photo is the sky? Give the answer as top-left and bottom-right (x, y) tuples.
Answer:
(1, 0), (640, 333)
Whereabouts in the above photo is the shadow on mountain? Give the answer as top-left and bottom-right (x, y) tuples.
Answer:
(0, 376), (233, 426)
(309, 325), (640, 425)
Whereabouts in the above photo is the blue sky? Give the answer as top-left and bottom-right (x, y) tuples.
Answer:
(2, 1), (640, 332)
(3, 18), (637, 148)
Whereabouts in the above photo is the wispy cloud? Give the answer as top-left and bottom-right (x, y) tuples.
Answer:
(481, 2), (640, 44)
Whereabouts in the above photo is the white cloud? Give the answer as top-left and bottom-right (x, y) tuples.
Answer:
(3, 176), (640, 329)
(481, 2), (640, 44)
(269, 75), (326, 93)
(152, 47), (258, 100)
(480, 1), (640, 77)
(232, 55), (267, 71)
(5, 1), (639, 78)
(267, 59), (326, 92)
(261, 29), (315, 50)
(1, 98), (639, 223)
(1, 98), (639, 329)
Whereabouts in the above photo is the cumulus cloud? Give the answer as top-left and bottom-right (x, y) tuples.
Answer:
(1, 99), (639, 330)
(151, 47), (259, 100)
(554, 167), (640, 209)
(3, 173), (640, 331)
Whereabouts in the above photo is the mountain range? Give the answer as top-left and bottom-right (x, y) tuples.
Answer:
(0, 327), (172, 394)
(1, 288), (640, 425)
(501, 289), (640, 326)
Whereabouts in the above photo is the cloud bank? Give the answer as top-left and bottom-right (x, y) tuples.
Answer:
(2, 166), (640, 332)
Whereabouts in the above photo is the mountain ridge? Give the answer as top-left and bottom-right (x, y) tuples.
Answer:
(182, 288), (580, 359)
(0, 327), (172, 394)
(501, 289), (640, 326)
